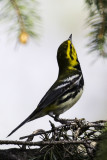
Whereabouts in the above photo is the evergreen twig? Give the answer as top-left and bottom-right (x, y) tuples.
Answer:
(0, 0), (40, 43)
(85, 0), (107, 57)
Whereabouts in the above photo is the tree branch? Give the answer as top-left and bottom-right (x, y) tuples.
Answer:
(0, 119), (106, 160)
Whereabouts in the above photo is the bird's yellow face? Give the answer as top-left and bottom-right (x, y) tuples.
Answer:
(66, 40), (78, 69)
(57, 40), (80, 73)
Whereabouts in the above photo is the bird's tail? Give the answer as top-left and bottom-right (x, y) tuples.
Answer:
(7, 109), (40, 137)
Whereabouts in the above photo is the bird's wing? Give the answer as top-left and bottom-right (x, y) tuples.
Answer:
(7, 74), (83, 137)
(37, 74), (82, 110)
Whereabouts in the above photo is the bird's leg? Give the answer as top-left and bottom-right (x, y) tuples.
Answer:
(48, 113), (65, 123)
(48, 112), (55, 119)
(54, 115), (72, 124)
(49, 112), (74, 124)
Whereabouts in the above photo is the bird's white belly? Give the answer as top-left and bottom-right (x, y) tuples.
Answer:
(53, 89), (83, 115)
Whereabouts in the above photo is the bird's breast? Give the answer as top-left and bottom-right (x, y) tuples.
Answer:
(53, 88), (83, 115)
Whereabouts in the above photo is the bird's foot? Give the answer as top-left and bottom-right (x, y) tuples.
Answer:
(54, 116), (85, 125)
(54, 116), (72, 124)
(49, 113), (85, 125)
(48, 113), (69, 124)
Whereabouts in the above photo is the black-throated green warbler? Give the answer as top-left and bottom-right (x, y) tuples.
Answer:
(8, 34), (84, 137)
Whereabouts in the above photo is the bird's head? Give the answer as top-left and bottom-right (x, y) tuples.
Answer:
(57, 34), (81, 75)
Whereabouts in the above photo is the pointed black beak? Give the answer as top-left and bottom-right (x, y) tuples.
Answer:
(68, 34), (72, 43)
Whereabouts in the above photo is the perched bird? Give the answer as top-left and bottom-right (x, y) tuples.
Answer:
(8, 34), (84, 137)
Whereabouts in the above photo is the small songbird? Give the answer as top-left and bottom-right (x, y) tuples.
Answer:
(8, 34), (84, 137)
